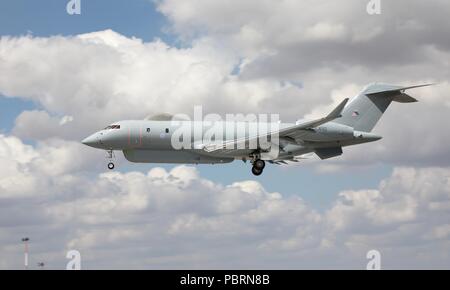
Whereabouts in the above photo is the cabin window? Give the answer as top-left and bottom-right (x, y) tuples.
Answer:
(165, 128), (169, 133)
(104, 125), (120, 130)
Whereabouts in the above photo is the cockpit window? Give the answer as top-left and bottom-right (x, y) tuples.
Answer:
(104, 125), (121, 130)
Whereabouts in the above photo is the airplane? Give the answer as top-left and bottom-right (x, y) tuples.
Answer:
(82, 83), (430, 176)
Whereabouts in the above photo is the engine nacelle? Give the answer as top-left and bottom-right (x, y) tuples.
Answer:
(303, 122), (354, 142)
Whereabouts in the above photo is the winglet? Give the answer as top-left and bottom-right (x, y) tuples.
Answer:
(289, 98), (349, 131)
(327, 98), (349, 119)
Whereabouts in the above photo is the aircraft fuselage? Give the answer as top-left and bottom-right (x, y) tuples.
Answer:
(82, 120), (381, 165)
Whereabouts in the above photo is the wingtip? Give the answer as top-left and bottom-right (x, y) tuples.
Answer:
(330, 98), (349, 118)
(340, 98), (350, 108)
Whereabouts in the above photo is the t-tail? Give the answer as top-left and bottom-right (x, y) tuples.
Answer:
(335, 83), (432, 132)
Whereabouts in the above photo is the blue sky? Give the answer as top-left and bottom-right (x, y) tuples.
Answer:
(0, 0), (394, 211)
(0, 0), (169, 42)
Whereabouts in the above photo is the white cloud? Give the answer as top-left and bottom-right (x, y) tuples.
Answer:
(2, 0), (450, 168)
(1, 0), (450, 269)
(0, 134), (102, 198)
(59, 115), (74, 126)
(0, 30), (306, 141)
(0, 27), (449, 167)
(0, 134), (449, 269)
(303, 22), (348, 42)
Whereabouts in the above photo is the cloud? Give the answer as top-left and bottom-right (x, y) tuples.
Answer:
(0, 134), (449, 269)
(0, 27), (448, 167)
(303, 22), (348, 42)
(12, 110), (75, 141)
(0, 134), (103, 199)
(1, 1), (448, 168)
(158, 0), (450, 72)
(0, 30), (304, 142)
(1, 0), (450, 269)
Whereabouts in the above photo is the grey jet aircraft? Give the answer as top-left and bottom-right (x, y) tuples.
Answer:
(82, 83), (430, 176)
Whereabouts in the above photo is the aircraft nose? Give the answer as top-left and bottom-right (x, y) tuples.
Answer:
(82, 134), (99, 147)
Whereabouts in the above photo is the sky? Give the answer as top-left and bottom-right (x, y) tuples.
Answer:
(0, 0), (449, 269)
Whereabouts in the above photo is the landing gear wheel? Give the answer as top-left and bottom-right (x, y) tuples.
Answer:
(252, 166), (263, 176)
(106, 149), (115, 170)
(254, 159), (265, 170)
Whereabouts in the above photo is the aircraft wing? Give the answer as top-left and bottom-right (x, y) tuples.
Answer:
(269, 153), (315, 165)
(202, 98), (349, 154)
(278, 97), (349, 140)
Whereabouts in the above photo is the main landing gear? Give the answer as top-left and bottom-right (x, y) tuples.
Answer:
(106, 149), (115, 170)
(251, 159), (265, 176)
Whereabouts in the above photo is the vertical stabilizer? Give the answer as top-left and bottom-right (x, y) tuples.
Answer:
(334, 83), (429, 132)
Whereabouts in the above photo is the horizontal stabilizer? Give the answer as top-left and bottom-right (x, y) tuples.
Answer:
(365, 83), (433, 96)
(364, 83), (432, 103)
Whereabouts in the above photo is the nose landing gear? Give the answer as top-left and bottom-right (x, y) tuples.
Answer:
(106, 149), (115, 170)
